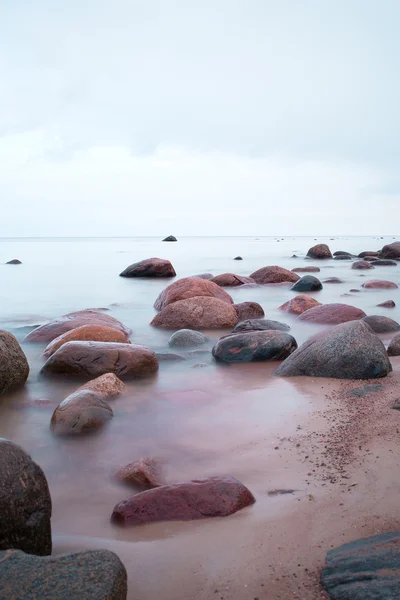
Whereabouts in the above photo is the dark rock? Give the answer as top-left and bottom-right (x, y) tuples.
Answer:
(212, 330), (297, 363)
(333, 251), (352, 257)
(0, 548), (127, 600)
(50, 390), (113, 435)
(348, 383), (383, 397)
(380, 241), (400, 259)
(306, 244), (333, 259)
(323, 277), (343, 284)
(320, 531), (400, 600)
(233, 319), (290, 333)
(6, 259), (22, 265)
(233, 302), (264, 320)
(358, 250), (379, 258)
(349, 289), (360, 292)
(292, 266), (320, 273)
(154, 277), (233, 310)
(377, 300), (395, 308)
(234, 256), (243, 260)
(250, 266), (299, 284)
(392, 398), (400, 409)
(290, 275), (322, 292)
(43, 324), (131, 358)
(274, 320), (392, 379)
(351, 260), (374, 270)
(115, 457), (162, 489)
(151, 297), (238, 329)
(362, 280), (398, 289)
(362, 315), (400, 333)
(0, 439), (51, 556)
(119, 257), (176, 277)
(298, 303), (366, 324)
(211, 273), (255, 287)
(371, 259), (398, 266)
(168, 329), (207, 347)
(111, 476), (255, 526)
(156, 352), (185, 361)
(162, 235), (177, 242)
(0, 331), (29, 395)
(279, 294), (321, 315)
(387, 332), (400, 356)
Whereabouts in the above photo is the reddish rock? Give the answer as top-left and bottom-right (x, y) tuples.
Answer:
(41, 342), (158, 379)
(0, 331), (29, 395)
(380, 241), (400, 259)
(151, 297), (238, 329)
(377, 300), (396, 308)
(233, 302), (265, 320)
(51, 390), (113, 435)
(279, 295), (321, 315)
(211, 273), (255, 287)
(292, 266), (320, 273)
(77, 373), (126, 399)
(154, 277), (233, 310)
(358, 251), (379, 258)
(115, 458), (162, 489)
(298, 303), (366, 324)
(250, 266), (299, 284)
(43, 325), (131, 358)
(119, 257), (176, 278)
(362, 315), (400, 333)
(388, 333), (400, 356)
(24, 310), (131, 343)
(306, 244), (333, 259)
(212, 330), (297, 363)
(111, 476), (255, 526)
(362, 280), (399, 289)
(352, 261), (374, 270)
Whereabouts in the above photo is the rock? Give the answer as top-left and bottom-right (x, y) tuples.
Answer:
(392, 398), (400, 409)
(274, 320), (392, 379)
(42, 342), (158, 379)
(168, 329), (207, 348)
(24, 310), (131, 343)
(0, 331), (29, 395)
(362, 315), (400, 333)
(155, 352), (185, 361)
(358, 250), (379, 258)
(380, 241), (400, 259)
(333, 255), (352, 260)
(0, 439), (51, 555)
(333, 251), (352, 257)
(279, 294), (321, 315)
(290, 275), (322, 292)
(320, 532), (400, 600)
(154, 277), (233, 310)
(298, 303), (366, 325)
(162, 235), (177, 242)
(233, 319), (290, 333)
(349, 289), (360, 292)
(111, 476), (255, 526)
(0, 548), (127, 600)
(250, 265), (300, 284)
(371, 259), (398, 266)
(323, 277), (343, 284)
(212, 330), (297, 363)
(378, 300), (396, 308)
(151, 297), (238, 329)
(211, 273), (255, 287)
(292, 266), (320, 273)
(306, 244), (333, 259)
(351, 260), (374, 270)
(233, 302), (265, 320)
(234, 256), (243, 260)
(388, 333), (400, 356)
(193, 273), (214, 280)
(6, 259), (22, 265)
(362, 280), (399, 289)
(77, 373), (126, 399)
(115, 457), (162, 489)
(43, 324), (131, 358)
(51, 390), (113, 435)
(119, 257), (176, 277)
(363, 255), (381, 261)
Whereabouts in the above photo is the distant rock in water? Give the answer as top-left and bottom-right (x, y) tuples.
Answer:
(351, 260), (374, 270)
(290, 275), (322, 292)
(380, 241), (400, 259)
(362, 315), (400, 333)
(306, 244), (333, 259)
(212, 330), (297, 363)
(333, 251), (352, 257)
(292, 266), (320, 273)
(6, 259), (22, 264)
(358, 250), (379, 258)
(119, 257), (176, 278)
(234, 256), (243, 260)
(279, 294), (321, 315)
(323, 277), (343, 284)
(162, 235), (177, 242)
(250, 265), (299, 284)
(192, 273), (214, 280)
(298, 303), (366, 325)
(333, 254), (352, 260)
(362, 280), (398, 289)
(371, 259), (398, 266)
(211, 273), (255, 287)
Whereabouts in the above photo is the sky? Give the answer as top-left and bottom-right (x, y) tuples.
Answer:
(0, 0), (399, 236)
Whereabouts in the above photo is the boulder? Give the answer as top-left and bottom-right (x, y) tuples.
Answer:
(154, 277), (233, 310)
(212, 330), (297, 363)
(371, 259), (398, 266)
(193, 273), (214, 280)
(320, 532), (400, 600)
(211, 273), (255, 287)
(333, 251), (352, 257)
(290, 275), (322, 292)
(0, 548), (127, 600)
(0, 439), (51, 555)
(362, 280), (399, 289)
(42, 342), (158, 379)
(119, 257), (176, 278)
(358, 250), (379, 258)
(24, 310), (131, 343)
(156, 352), (185, 361)
(43, 324), (131, 358)
(168, 329), (207, 348)
(162, 235), (177, 242)
(351, 260), (374, 270)
(380, 241), (400, 259)
(292, 266), (320, 273)
(234, 256), (243, 260)
(298, 303), (366, 325)
(111, 476), (255, 526)
(233, 319), (290, 333)
(388, 333), (400, 356)
(6, 259), (22, 265)
(115, 457), (162, 489)
(51, 390), (113, 435)
(233, 302), (265, 320)
(334, 254), (352, 260)
(306, 244), (333, 259)
(274, 320), (392, 379)
(362, 315), (400, 333)
(250, 266), (299, 284)
(279, 294), (321, 315)
(77, 373), (126, 399)
(377, 300), (396, 308)
(0, 331), (29, 395)
(151, 297), (238, 329)
(323, 277), (343, 284)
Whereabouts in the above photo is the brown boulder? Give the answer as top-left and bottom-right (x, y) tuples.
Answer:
(151, 297), (238, 329)
(380, 241), (400, 259)
(119, 257), (176, 278)
(298, 303), (366, 324)
(279, 294), (321, 315)
(250, 265), (299, 284)
(388, 333), (400, 356)
(0, 331), (29, 395)
(24, 310), (131, 343)
(115, 457), (162, 489)
(362, 280), (399, 289)
(43, 324), (130, 358)
(292, 266), (320, 273)
(154, 277), (233, 310)
(306, 244), (333, 259)
(362, 315), (400, 333)
(377, 300), (396, 308)
(352, 261), (374, 270)
(41, 342), (159, 379)
(211, 273), (255, 287)
(51, 390), (113, 435)
(111, 476), (255, 526)
(77, 373), (126, 399)
(0, 439), (52, 555)
(233, 301), (265, 320)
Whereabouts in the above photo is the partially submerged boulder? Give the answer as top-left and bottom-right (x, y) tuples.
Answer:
(212, 330), (297, 363)
(362, 280), (399, 289)
(372, 259), (398, 266)
(151, 297), (238, 329)
(233, 302), (264, 320)
(306, 244), (332, 259)
(351, 260), (374, 270)
(77, 373), (126, 400)
(0, 331), (29, 395)
(358, 250), (379, 258)
(43, 324), (130, 358)
(378, 300), (396, 308)
(380, 241), (400, 259)
(50, 390), (113, 435)
(115, 457), (162, 489)
(323, 277), (343, 284)
(154, 277), (233, 310)
(119, 257), (176, 277)
(168, 329), (207, 348)
(6, 259), (22, 265)
(279, 294), (321, 315)
(292, 266), (320, 273)
(298, 303), (366, 325)
(290, 275), (322, 292)
(362, 315), (400, 333)
(233, 319), (290, 333)
(250, 266), (299, 284)
(162, 235), (177, 242)
(388, 333), (400, 356)
(211, 273), (255, 287)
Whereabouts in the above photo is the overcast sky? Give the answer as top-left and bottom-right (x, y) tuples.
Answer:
(1, 0), (399, 236)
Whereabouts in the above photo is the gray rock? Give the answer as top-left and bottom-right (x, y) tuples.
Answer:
(162, 235), (177, 242)
(233, 319), (290, 333)
(168, 329), (207, 348)
(333, 251), (352, 257)
(6, 259), (22, 265)
(212, 330), (297, 363)
(371, 259), (398, 266)
(388, 332), (400, 356)
(290, 275), (322, 292)
(0, 331), (29, 395)
(50, 390), (113, 436)
(362, 315), (400, 333)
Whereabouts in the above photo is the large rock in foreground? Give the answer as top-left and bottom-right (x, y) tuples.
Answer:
(212, 330), (297, 363)
(233, 302), (264, 320)
(154, 277), (233, 310)
(111, 476), (255, 526)
(362, 280), (399, 289)
(362, 315), (400, 333)
(380, 241), (400, 259)
(43, 324), (130, 358)
(320, 532), (400, 600)
(306, 243), (332, 259)
(388, 333), (400, 356)
(0, 439), (51, 556)
(41, 342), (158, 379)
(0, 548), (127, 600)
(279, 294), (321, 315)
(211, 273), (255, 287)
(151, 297), (238, 329)
(250, 266), (299, 284)
(274, 320), (392, 379)
(119, 257), (176, 278)
(0, 331), (29, 395)
(51, 390), (113, 435)
(290, 275), (322, 292)
(298, 303), (366, 324)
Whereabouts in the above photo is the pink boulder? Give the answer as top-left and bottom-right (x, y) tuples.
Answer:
(151, 296), (238, 329)
(298, 303), (366, 324)
(43, 325), (131, 358)
(154, 277), (233, 311)
(306, 244), (333, 259)
(377, 300), (396, 308)
(362, 280), (399, 289)
(279, 295), (321, 315)
(352, 261), (374, 270)
(250, 266), (299, 284)
(233, 302), (265, 320)
(211, 273), (255, 287)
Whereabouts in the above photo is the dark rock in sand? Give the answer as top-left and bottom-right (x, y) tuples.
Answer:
(292, 266), (320, 273)
(43, 324), (131, 358)
(250, 265), (299, 284)
(193, 273), (214, 280)
(115, 457), (162, 489)
(119, 257), (176, 278)
(6, 259), (22, 265)
(274, 320), (392, 379)
(234, 256), (243, 260)
(0, 439), (51, 556)
(362, 280), (399, 289)
(152, 296), (238, 329)
(298, 303), (366, 325)
(111, 476), (255, 526)
(162, 235), (177, 242)
(50, 390), (113, 435)
(362, 315), (400, 333)
(306, 244), (333, 259)
(77, 373), (126, 399)
(380, 241), (400, 259)
(212, 330), (297, 363)
(323, 277), (343, 284)
(0, 331), (29, 395)
(233, 319), (290, 333)
(290, 275), (322, 292)
(387, 333), (400, 356)
(156, 352), (185, 362)
(168, 329), (207, 348)
(0, 548), (127, 600)
(378, 300), (396, 308)
(320, 531), (400, 600)
(211, 273), (255, 287)
(233, 301), (264, 320)
(371, 259), (398, 266)
(279, 294), (321, 315)
(154, 277), (233, 310)
(358, 250), (379, 258)
(351, 260), (374, 270)
(42, 342), (158, 379)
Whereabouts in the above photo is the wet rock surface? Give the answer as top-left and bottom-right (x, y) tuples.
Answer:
(43, 324), (131, 358)
(298, 303), (366, 324)
(119, 257), (176, 277)
(115, 457), (162, 489)
(351, 260), (374, 270)
(380, 241), (400, 259)
(233, 301), (264, 320)
(50, 390), (113, 435)
(306, 244), (333, 259)
(362, 280), (398, 289)
(279, 294), (321, 315)
(77, 373), (126, 399)
(362, 315), (400, 333)
(211, 273), (255, 287)
(154, 277), (233, 310)
(151, 296), (238, 329)
(168, 329), (208, 348)
(0, 331), (29, 395)
(212, 330), (297, 363)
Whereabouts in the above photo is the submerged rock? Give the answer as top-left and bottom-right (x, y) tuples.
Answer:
(168, 329), (207, 348)
(212, 330), (297, 363)
(50, 390), (113, 435)
(193, 273), (214, 280)
(362, 315), (400, 333)
(378, 300), (396, 308)
(233, 302), (264, 320)
(162, 235), (177, 242)
(306, 244), (333, 259)
(333, 251), (352, 257)
(292, 266), (320, 273)
(279, 294), (321, 315)
(362, 280), (399, 289)
(151, 297), (238, 329)
(380, 241), (400, 259)
(211, 273), (255, 287)
(290, 275), (322, 292)
(233, 319), (290, 333)
(351, 260), (374, 270)
(6, 259), (22, 265)
(0, 331), (29, 395)
(43, 324), (130, 358)
(77, 373), (126, 399)
(388, 333), (400, 356)
(119, 257), (176, 277)
(156, 352), (185, 362)
(358, 250), (379, 258)
(334, 254), (352, 260)
(115, 457), (162, 489)
(250, 265), (299, 284)
(298, 303), (366, 324)
(154, 277), (233, 310)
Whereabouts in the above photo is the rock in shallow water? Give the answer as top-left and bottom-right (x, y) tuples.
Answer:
(151, 297), (238, 329)
(362, 280), (398, 289)
(77, 373), (126, 399)
(377, 300), (396, 308)
(233, 319), (290, 333)
(279, 294), (321, 315)
(119, 257), (176, 277)
(211, 273), (255, 287)
(388, 332), (400, 356)
(250, 265), (299, 284)
(362, 315), (400, 333)
(0, 330), (29, 395)
(290, 275), (322, 292)
(168, 329), (207, 347)
(51, 390), (113, 435)
(154, 277), (233, 310)
(306, 243), (332, 259)
(233, 301), (264, 320)
(6, 259), (22, 264)
(115, 457), (162, 489)
(352, 260), (374, 270)
(212, 330), (297, 363)
(162, 235), (177, 242)
(380, 241), (400, 259)
(43, 324), (131, 358)
(298, 303), (366, 324)
(292, 266), (320, 273)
